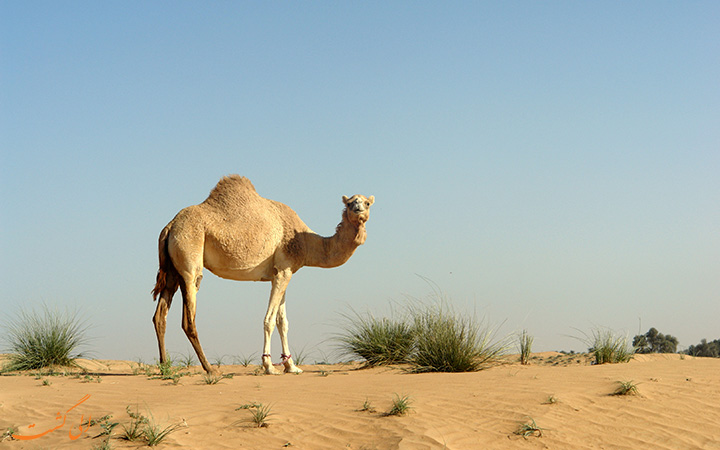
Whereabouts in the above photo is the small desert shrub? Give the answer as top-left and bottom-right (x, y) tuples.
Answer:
(1, 305), (89, 372)
(120, 406), (149, 441)
(358, 398), (376, 413)
(2, 427), (18, 442)
(408, 302), (505, 373)
(81, 374), (102, 383)
(515, 417), (543, 438)
(518, 330), (533, 365)
(84, 414), (119, 437)
(236, 402), (262, 410)
(156, 359), (175, 377)
(385, 394), (413, 416)
(576, 327), (634, 364)
(336, 309), (414, 367)
(151, 359), (188, 383)
(614, 380), (639, 396)
(144, 415), (183, 446)
(91, 438), (114, 450)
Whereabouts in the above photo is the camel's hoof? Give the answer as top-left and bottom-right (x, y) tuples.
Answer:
(284, 365), (303, 374)
(207, 368), (222, 376)
(264, 366), (282, 375)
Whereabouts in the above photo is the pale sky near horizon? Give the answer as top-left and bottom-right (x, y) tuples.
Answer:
(1, 2), (718, 363)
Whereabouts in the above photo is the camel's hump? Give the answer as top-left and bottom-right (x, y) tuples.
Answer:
(214, 174), (256, 193)
(202, 175), (262, 207)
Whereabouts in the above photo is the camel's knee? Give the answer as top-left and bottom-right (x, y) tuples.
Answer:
(263, 316), (277, 334)
(183, 325), (199, 340)
(181, 317), (199, 339)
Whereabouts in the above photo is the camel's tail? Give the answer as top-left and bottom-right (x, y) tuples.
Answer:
(151, 224), (179, 301)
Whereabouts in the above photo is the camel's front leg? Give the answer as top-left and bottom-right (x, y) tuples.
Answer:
(277, 301), (302, 374)
(262, 268), (291, 375)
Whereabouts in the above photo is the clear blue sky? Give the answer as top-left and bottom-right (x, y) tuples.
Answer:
(2, 2), (718, 362)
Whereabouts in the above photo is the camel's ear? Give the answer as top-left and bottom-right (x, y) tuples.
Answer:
(342, 195), (350, 205)
(367, 196), (374, 206)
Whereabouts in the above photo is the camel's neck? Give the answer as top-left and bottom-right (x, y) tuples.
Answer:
(303, 210), (366, 269)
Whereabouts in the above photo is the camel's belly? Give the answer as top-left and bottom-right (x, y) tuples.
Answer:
(203, 248), (276, 281)
(205, 264), (273, 282)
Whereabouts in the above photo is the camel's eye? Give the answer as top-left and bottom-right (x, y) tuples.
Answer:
(365, 202), (370, 207)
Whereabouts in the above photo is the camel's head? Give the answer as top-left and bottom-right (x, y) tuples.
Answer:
(342, 194), (374, 225)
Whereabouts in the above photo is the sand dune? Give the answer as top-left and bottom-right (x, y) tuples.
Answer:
(2, 354), (720, 449)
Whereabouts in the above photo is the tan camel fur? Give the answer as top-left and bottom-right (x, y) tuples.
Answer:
(151, 175), (374, 375)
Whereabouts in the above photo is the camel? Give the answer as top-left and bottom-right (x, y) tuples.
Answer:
(151, 175), (374, 375)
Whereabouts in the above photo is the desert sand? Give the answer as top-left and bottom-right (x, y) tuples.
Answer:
(2, 353), (720, 450)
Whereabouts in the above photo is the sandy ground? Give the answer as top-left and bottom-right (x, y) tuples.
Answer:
(1, 353), (720, 450)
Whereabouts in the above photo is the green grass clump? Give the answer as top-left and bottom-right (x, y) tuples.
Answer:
(614, 380), (639, 396)
(384, 394), (413, 416)
(408, 302), (505, 373)
(234, 352), (257, 367)
(1, 305), (89, 372)
(144, 415), (183, 446)
(518, 330), (533, 365)
(234, 402), (272, 427)
(176, 351), (196, 368)
(119, 405), (182, 445)
(235, 403), (272, 427)
(249, 404), (273, 428)
(336, 309), (414, 367)
(335, 293), (506, 373)
(202, 373), (232, 384)
(582, 328), (634, 364)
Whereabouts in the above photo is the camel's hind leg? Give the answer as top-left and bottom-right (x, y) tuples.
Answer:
(152, 283), (178, 364)
(179, 273), (218, 375)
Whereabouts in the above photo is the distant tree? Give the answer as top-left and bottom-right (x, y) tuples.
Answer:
(632, 328), (678, 354)
(685, 339), (720, 357)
